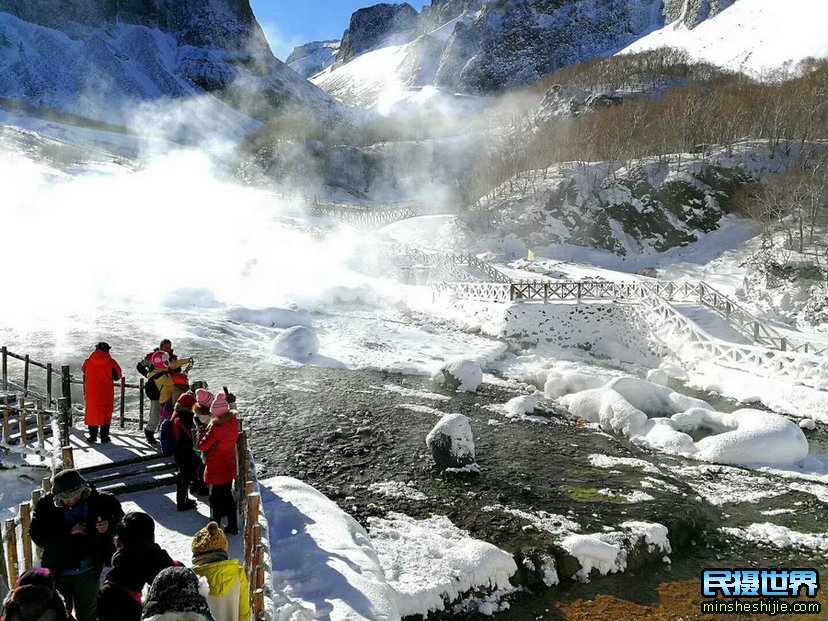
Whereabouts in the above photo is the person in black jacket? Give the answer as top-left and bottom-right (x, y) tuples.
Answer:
(172, 393), (200, 512)
(29, 470), (124, 621)
(97, 512), (176, 621)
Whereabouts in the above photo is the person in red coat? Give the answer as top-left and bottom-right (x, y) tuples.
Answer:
(196, 392), (239, 534)
(81, 343), (123, 443)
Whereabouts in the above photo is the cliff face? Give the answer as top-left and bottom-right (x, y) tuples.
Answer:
(337, 3), (420, 63)
(286, 40), (340, 79)
(0, 0), (339, 130)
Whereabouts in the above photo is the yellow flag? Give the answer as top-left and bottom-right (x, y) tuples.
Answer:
(527, 250), (536, 261)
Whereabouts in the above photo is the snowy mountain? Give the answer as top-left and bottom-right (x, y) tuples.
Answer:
(0, 0), (340, 135)
(623, 0), (828, 76)
(309, 0), (827, 111)
(307, 0), (672, 109)
(286, 40), (340, 78)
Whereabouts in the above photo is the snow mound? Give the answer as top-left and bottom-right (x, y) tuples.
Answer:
(694, 409), (809, 465)
(560, 377), (809, 466)
(272, 326), (320, 362)
(261, 476), (400, 621)
(646, 368), (670, 387)
(800, 419), (817, 430)
(229, 305), (313, 329)
(544, 369), (605, 399)
(433, 359), (483, 392)
(426, 414), (477, 469)
(504, 395), (539, 418)
(368, 512), (517, 617)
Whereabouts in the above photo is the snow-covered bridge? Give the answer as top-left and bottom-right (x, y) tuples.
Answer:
(424, 254), (828, 390)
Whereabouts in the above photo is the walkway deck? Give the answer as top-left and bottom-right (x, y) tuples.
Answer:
(120, 488), (243, 564)
(22, 427), (159, 470)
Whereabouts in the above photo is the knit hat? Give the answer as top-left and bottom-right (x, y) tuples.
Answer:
(172, 373), (189, 388)
(177, 393), (197, 411)
(51, 469), (89, 502)
(141, 567), (214, 620)
(210, 393), (229, 417)
(115, 512), (155, 547)
(151, 351), (170, 369)
(96, 342), (111, 353)
(195, 389), (215, 410)
(14, 568), (54, 590)
(191, 522), (228, 556)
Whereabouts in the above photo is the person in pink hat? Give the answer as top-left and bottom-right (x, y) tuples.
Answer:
(144, 351), (193, 445)
(196, 392), (240, 534)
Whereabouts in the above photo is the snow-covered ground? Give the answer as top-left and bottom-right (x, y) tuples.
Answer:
(622, 0), (828, 76)
(5, 117), (828, 618)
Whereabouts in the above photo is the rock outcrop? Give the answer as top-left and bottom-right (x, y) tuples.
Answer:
(338, 3), (420, 63)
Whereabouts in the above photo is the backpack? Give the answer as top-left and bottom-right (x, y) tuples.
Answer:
(160, 411), (191, 456)
(136, 358), (152, 378)
(159, 418), (175, 456)
(144, 370), (169, 401)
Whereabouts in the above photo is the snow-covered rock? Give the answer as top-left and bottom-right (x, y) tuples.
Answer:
(272, 326), (320, 362)
(504, 395), (538, 418)
(368, 512), (516, 617)
(433, 358), (482, 392)
(800, 418), (817, 430)
(544, 369), (605, 399)
(426, 413), (476, 469)
(286, 40), (340, 78)
(646, 369), (671, 387)
(559, 377), (811, 466)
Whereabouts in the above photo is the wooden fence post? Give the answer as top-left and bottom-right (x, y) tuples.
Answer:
(36, 410), (45, 449)
(31, 489), (41, 507)
(19, 502), (32, 571)
(119, 378), (126, 429)
(19, 402), (27, 446)
(2, 401), (9, 445)
(60, 366), (72, 408)
(23, 355), (29, 397)
(58, 398), (70, 447)
(139, 380), (145, 430)
(1, 346), (7, 391)
(5, 518), (18, 585)
(0, 520), (7, 590)
(62, 447), (75, 470)
(42, 477), (52, 493)
(244, 493), (260, 573)
(46, 363), (53, 407)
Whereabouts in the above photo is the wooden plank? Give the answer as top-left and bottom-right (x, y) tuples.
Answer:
(1, 346), (7, 391)
(2, 405), (9, 445)
(23, 355), (29, 397)
(18, 403), (26, 446)
(62, 447), (75, 470)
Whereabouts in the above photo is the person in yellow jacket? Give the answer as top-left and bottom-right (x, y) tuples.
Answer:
(144, 351), (192, 445)
(190, 522), (249, 621)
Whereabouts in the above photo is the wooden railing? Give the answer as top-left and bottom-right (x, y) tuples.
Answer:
(237, 427), (271, 621)
(1, 476), (54, 587)
(433, 277), (828, 389)
(2, 346), (152, 429)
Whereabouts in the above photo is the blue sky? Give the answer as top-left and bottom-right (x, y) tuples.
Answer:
(250, 1), (431, 61)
